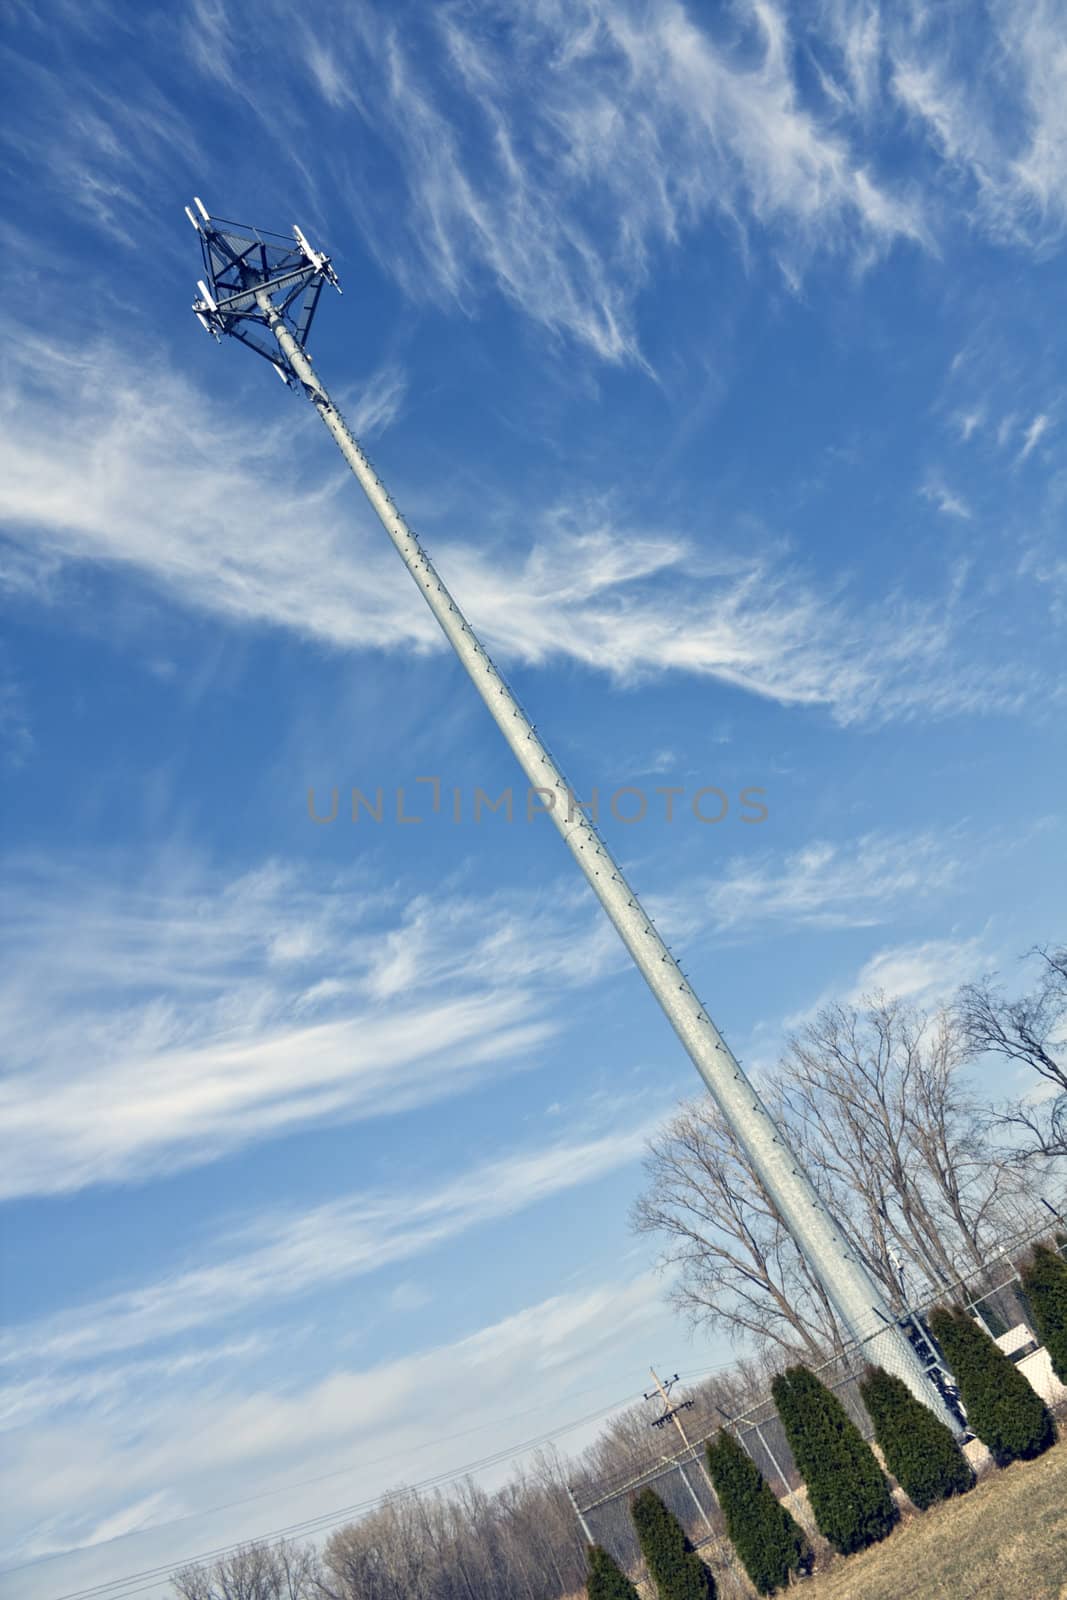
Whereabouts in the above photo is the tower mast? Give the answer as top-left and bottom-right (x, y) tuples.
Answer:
(187, 203), (960, 1431)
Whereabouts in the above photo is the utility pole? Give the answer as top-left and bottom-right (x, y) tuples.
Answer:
(185, 200), (962, 1435)
(646, 1369), (698, 1458)
(565, 1482), (595, 1548)
(645, 1369), (714, 1534)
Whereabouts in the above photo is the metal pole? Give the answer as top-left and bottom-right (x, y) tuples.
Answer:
(255, 287), (962, 1435)
(566, 1482), (595, 1548)
(674, 1461), (712, 1537)
(752, 1421), (791, 1499)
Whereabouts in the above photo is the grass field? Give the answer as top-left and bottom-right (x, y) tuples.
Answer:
(802, 1437), (1067, 1600)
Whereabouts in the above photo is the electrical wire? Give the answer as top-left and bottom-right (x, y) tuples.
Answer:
(7, 1351), (740, 1600)
(40, 1391), (640, 1600)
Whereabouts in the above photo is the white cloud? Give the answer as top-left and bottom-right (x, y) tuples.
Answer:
(889, 4), (1067, 247)
(0, 856), (621, 1199)
(360, 885), (621, 1004)
(0, 993), (552, 1201)
(11, 1), (1067, 374)
(0, 673), (32, 769)
(0, 1119), (660, 1378)
(1019, 544), (1067, 624)
(0, 824), (973, 1205)
(72, 1492), (182, 1553)
(700, 830), (961, 932)
(956, 408), (985, 442)
(775, 930), (991, 1039)
(335, 362), (407, 438)
(843, 935), (988, 1005)
(921, 477), (971, 519)
(0, 1339), (268, 1435)
(815, 0), (883, 113)
(0, 328), (1028, 727)
(0, 1271), (678, 1591)
(805, 3), (1067, 254)
(187, 0), (929, 363)
(1017, 412), (1051, 462)
(3, 50), (202, 249)
(387, 1282), (432, 1313)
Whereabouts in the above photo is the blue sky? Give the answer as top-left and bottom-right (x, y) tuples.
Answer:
(2, 0), (1066, 1593)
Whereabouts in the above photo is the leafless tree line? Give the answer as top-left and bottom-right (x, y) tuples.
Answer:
(172, 1454), (591, 1600)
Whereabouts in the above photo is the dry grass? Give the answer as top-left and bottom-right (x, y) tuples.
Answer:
(800, 1438), (1067, 1600)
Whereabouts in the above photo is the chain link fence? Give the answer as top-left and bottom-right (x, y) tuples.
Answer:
(570, 1208), (1067, 1590)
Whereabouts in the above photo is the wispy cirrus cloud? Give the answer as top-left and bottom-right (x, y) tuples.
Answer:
(1017, 412), (1051, 463)
(699, 830), (963, 933)
(843, 934), (989, 1005)
(822, 0), (1067, 250)
(775, 931), (992, 1039)
(1019, 543), (1067, 624)
(0, 328), (1031, 726)
(0, 854), (623, 1200)
(1, 44), (202, 248)
(223, 0), (1067, 356)
(921, 476), (971, 519)
(954, 407), (986, 442)
(166, 0), (930, 363)
(0, 1269), (671, 1582)
(8, 2), (1065, 370)
(0, 822), (975, 1205)
(0, 671), (32, 770)
(0, 1118), (661, 1382)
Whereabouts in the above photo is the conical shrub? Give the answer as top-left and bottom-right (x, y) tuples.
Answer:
(771, 1365), (898, 1556)
(1020, 1242), (1067, 1385)
(928, 1304), (1055, 1465)
(630, 1488), (715, 1600)
(587, 1542), (641, 1600)
(859, 1365), (973, 1510)
(705, 1428), (811, 1595)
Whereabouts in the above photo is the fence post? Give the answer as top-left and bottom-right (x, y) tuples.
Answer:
(752, 1420), (791, 1498)
(677, 1458), (716, 1534)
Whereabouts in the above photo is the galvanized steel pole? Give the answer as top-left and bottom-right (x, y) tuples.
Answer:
(254, 286), (961, 1433)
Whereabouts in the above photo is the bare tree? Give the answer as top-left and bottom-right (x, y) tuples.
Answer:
(173, 1540), (320, 1600)
(957, 946), (1067, 1160)
(632, 998), (1043, 1359)
(778, 998), (1039, 1302)
(317, 1467), (588, 1600)
(322, 1493), (439, 1600)
(632, 1097), (850, 1361)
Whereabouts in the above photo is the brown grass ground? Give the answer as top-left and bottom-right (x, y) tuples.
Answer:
(801, 1437), (1067, 1600)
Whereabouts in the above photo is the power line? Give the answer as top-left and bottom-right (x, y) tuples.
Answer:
(23, 1355), (742, 1600)
(3, 1395), (579, 1577)
(7, 1362), (680, 1580)
(40, 1390), (642, 1600)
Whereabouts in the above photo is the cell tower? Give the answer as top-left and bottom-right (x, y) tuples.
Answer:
(187, 202), (961, 1431)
